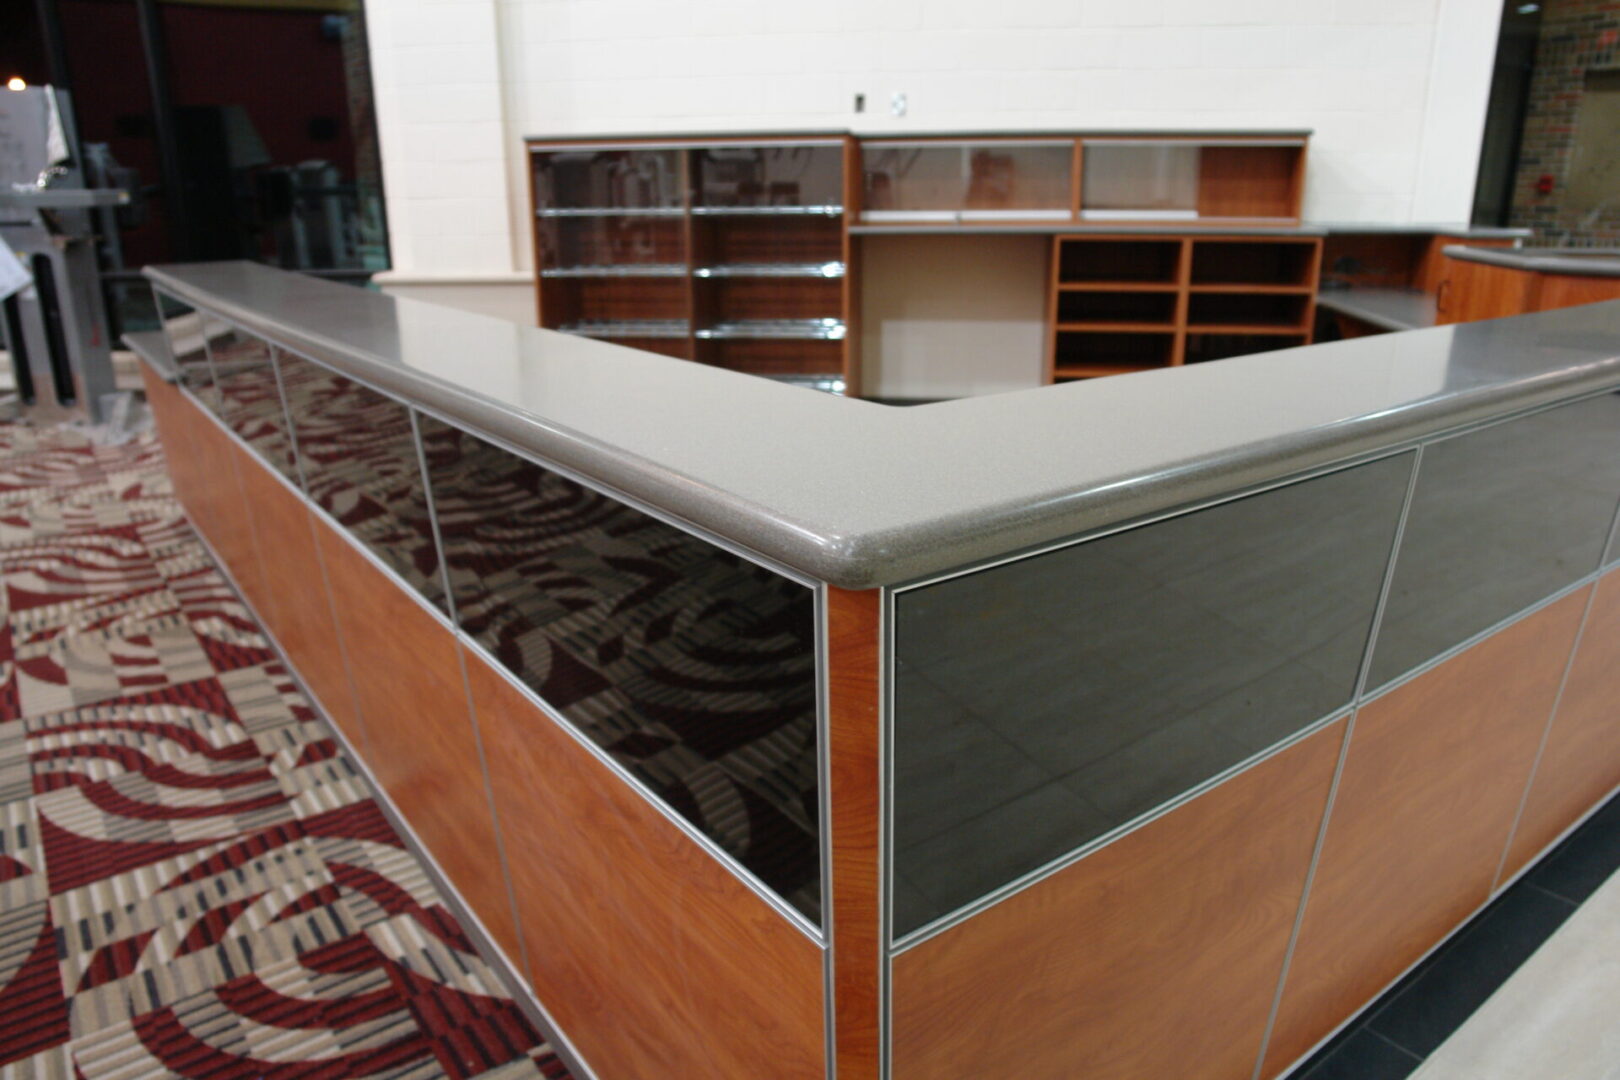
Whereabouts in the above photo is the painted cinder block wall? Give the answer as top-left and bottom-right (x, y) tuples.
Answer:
(363, 0), (1505, 304)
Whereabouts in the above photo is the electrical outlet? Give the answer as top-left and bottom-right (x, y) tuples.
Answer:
(891, 92), (907, 117)
(854, 93), (865, 113)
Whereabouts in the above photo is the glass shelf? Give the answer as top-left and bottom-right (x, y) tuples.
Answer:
(690, 205), (844, 217)
(541, 264), (687, 278)
(696, 318), (847, 341)
(537, 206), (685, 218)
(559, 320), (690, 339)
(694, 262), (845, 279)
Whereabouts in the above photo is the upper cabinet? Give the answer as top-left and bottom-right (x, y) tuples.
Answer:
(1080, 137), (1305, 223)
(853, 134), (1306, 227)
(859, 139), (1075, 223)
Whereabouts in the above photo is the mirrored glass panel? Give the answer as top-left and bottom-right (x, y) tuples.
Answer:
(152, 288), (217, 400)
(206, 326), (297, 484)
(1082, 142), (1199, 218)
(1369, 393), (1620, 689)
(419, 418), (821, 919)
(277, 352), (446, 612)
(891, 452), (1413, 936)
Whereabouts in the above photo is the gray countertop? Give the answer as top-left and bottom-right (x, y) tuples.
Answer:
(145, 261), (1620, 589)
(1316, 288), (1438, 332)
(1443, 245), (1620, 278)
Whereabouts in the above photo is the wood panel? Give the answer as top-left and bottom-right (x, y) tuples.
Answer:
(707, 277), (842, 321)
(892, 718), (1346, 1080)
(1436, 255), (1540, 324)
(1534, 271), (1620, 313)
(179, 399), (270, 614)
(706, 339), (844, 376)
(1197, 146), (1301, 220)
(315, 523), (522, 964)
(1413, 236), (1514, 296)
(139, 364), (201, 516)
(468, 649), (825, 1080)
(228, 443), (366, 754)
(828, 587), (881, 1080)
(1262, 589), (1589, 1076)
(1501, 570), (1620, 881)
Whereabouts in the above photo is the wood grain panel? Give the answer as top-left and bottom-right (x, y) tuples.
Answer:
(228, 446), (366, 754)
(1197, 146), (1300, 220)
(139, 364), (202, 517)
(829, 587), (881, 1080)
(1534, 272), (1620, 313)
(179, 399), (269, 611)
(1262, 589), (1589, 1076)
(1438, 256), (1540, 324)
(1502, 571), (1620, 880)
(892, 718), (1345, 1080)
(469, 650), (825, 1080)
(315, 524), (522, 964)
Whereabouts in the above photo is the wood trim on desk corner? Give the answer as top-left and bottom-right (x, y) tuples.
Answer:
(842, 134), (863, 397)
(828, 586), (884, 1079)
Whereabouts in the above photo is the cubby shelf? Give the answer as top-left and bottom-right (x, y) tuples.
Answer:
(1046, 234), (1323, 383)
(1054, 322), (1178, 333)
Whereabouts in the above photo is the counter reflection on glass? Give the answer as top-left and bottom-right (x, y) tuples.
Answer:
(206, 329), (298, 484)
(152, 290), (217, 402)
(1368, 393), (1620, 690)
(276, 352), (446, 612)
(419, 417), (820, 920)
(891, 452), (1413, 936)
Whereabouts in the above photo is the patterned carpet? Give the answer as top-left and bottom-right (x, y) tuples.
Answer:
(0, 420), (573, 1080)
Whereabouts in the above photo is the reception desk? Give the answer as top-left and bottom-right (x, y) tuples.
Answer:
(136, 261), (1620, 1080)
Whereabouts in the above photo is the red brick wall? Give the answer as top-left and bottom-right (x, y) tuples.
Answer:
(1509, 0), (1620, 245)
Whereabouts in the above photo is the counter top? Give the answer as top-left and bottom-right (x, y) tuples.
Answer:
(1444, 245), (1620, 278)
(1316, 287), (1438, 332)
(146, 261), (1620, 589)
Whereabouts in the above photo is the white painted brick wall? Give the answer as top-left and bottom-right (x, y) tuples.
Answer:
(366, 0), (1500, 278)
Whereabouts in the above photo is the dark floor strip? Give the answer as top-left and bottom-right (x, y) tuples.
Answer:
(1285, 790), (1620, 1079)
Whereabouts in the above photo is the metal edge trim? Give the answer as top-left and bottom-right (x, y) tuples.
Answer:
(1249, 443), (1424, 1080)
(879, 587), (895, 1080)
(1357, 570), (1609, 708)
(180, 511), (600, 1080)
(1262, 774), (1620, 1080)
(144, 268), (1620, 590)
(175, 378), (826, 944)
(817, 585), (836, 1079)
(458, 629), (827, 945)
(891, 385), (1620, 597)
(887, 703), (1353, 956)
(179, 382), (460, 636)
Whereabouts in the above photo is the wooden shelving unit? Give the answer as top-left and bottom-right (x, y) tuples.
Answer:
(529, 138), (857, 392)
(526, 130), (1317, 394)
(1046, 235), (1323, 383)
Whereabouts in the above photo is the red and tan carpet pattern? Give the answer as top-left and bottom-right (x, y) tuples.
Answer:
(0, 422), (573, 1080)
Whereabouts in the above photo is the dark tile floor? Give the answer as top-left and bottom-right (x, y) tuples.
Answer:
(1286, 791), (1620, 1079)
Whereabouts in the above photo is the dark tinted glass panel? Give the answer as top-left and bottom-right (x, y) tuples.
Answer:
(419, 418), (820, 919)
(892, 453), (1412, 936)
(277, 352), (445, 611)
(1369, 394), (1620, 690)
(206, 328), (297, 483)
(152, 289), (216, 399)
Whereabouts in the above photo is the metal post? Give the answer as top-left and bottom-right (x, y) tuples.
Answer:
(132, 0), (192, 260)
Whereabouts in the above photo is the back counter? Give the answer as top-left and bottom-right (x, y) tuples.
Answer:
(133, 261), (1620, 1080)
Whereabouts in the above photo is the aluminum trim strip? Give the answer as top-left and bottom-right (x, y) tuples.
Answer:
(180, 512), (601, 1080)
(1249, 444), (1423, 1080)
